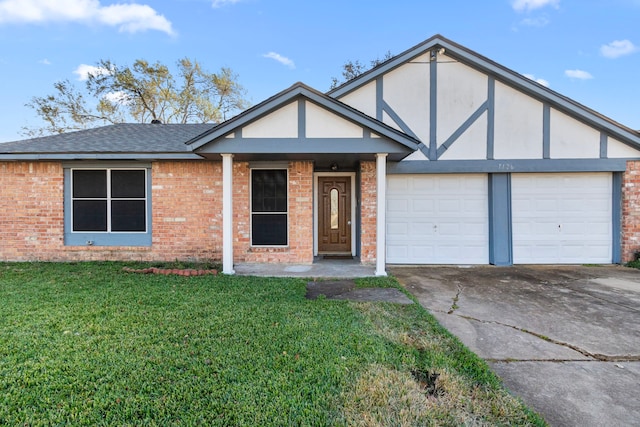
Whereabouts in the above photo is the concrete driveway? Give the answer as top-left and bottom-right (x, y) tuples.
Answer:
(390, 265), (640, 427)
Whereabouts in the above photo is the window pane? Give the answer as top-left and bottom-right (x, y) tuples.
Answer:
(112, 200), (146, 232)
(111, 170), (146, 198)
(73, 200), (107, 231)
(252, 170), (287, 212)
(330, 188), (339, 229)
(73, 170), (107, 198)
(252, 214), (287, 245)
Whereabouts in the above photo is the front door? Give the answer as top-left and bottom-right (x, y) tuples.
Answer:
(318, 176), (352, 254)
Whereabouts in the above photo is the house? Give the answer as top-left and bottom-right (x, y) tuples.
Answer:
(2, 34), (640, 275)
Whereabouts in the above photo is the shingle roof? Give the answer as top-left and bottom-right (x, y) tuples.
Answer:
(0, 123), (215, 154)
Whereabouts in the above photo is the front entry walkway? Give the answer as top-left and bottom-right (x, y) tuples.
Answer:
(233, 258), (376, 278)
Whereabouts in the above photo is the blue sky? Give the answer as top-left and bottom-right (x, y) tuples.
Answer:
(0, 0), (639, 142)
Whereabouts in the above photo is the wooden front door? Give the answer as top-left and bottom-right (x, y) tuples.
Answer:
(318, 176), (352, 254)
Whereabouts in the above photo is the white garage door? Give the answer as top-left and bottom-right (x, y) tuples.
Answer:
(512, 173), (612, 264)
(386, 174), (489, 264)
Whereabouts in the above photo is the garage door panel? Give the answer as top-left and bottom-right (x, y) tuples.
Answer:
(561, 222), (609, 237)
(439, 199), (461, 212)
(463, 222), (489, 235)
(438, 223), (462, 236)
(465, 199), (488, 214)
(387, 174), (489, 264)
(409, 245), (435, 258)
(518, 245), (559, 261)
(561, 197), (608, 213)
(388, 177), (409, 191)
(512, 173), (612, 264)
(435, 243), (487, 263)
(387, 244), (408, 260)
(559, 223), (589, 236)
(387, 198), (408, 212)
(409, 221), (432, 237)
(387, 221), (408, 237)
(413, 199), (435, 212)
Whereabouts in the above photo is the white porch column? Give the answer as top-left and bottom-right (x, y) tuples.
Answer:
(375, 153), (388, 276)
(221, 153), (235, 275)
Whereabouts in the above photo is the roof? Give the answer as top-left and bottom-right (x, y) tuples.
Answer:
(2, 35), (638, 161)
(186, 82), (420, 152)
(329, 34), (640, 146)
(0, 83), (419, 161)
(0, 123), (215, 160)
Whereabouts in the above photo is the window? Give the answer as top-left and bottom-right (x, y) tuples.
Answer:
(71, 169), (147, 233)
(251, 169), (287, 246)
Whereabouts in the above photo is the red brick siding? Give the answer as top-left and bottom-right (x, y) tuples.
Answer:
(233, 161), (314, 264)
(0, 162), (64, 261)
(0, 159), (332, 264)
(622, 160), (640, 262)
(150, 161), (222, 261)
(359, 161), (377, 264)
(0, 160), (224, 262)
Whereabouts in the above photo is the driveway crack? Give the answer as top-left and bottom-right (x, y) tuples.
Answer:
(456, 313), (636, 362)
(447, 284), (462, 314)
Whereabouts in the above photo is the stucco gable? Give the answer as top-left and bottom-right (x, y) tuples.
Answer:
(329, 34), (640, 150)
(186, 82), (419, 160)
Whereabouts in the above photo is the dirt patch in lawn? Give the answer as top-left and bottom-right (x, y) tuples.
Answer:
(306, 280), (413, 304)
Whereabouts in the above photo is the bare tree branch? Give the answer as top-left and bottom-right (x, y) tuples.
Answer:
(22, 58), (250, 137)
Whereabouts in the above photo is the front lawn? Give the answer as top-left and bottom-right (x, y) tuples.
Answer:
(0, 263), (545, 426)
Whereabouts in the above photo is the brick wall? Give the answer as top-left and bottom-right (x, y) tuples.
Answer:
(149, 161), (222, 261)
(0, 159), (324, 264)
(0, 162), (64, 261)
(622, 160), (640, 262)
(359, 161), (377, 264)
(0, 160), (223, 262)
(233, 161), (314, 264)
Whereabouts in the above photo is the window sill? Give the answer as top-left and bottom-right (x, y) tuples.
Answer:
(64, 232), (152, 247)
(248, 246), (289, 253)
(63, 246), (152, 251)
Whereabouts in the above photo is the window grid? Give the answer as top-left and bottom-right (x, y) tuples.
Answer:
(71, 168), (147, 234)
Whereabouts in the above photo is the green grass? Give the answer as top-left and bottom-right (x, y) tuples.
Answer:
(625, 259), (640, 269)
(0, 262), (545, 426)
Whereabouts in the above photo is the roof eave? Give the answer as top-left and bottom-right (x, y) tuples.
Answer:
(0, 152), (205, 161)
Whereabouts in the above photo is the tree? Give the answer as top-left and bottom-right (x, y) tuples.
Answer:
(22, 58), (249, 137)
(330, 51), (393, 90)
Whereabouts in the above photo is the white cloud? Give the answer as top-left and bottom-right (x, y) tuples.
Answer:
(565, 69), (594, 80)
(102, 91), (129, 105)
(0, 0), (175, 35)
(262, 52), (295, 69)
(38, 58), (51, 65)
(512, 0), (560, 12)
(211, 0), (242, 7)
(523, 73), (550, 87)
(600, 39), (637, 58)
(73, 64), (109, 81)
(95, 3), (174, 35)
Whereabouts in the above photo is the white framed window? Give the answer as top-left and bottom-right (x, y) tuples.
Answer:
(71, 168), (147, 233)
(250, 168), (288, 246)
